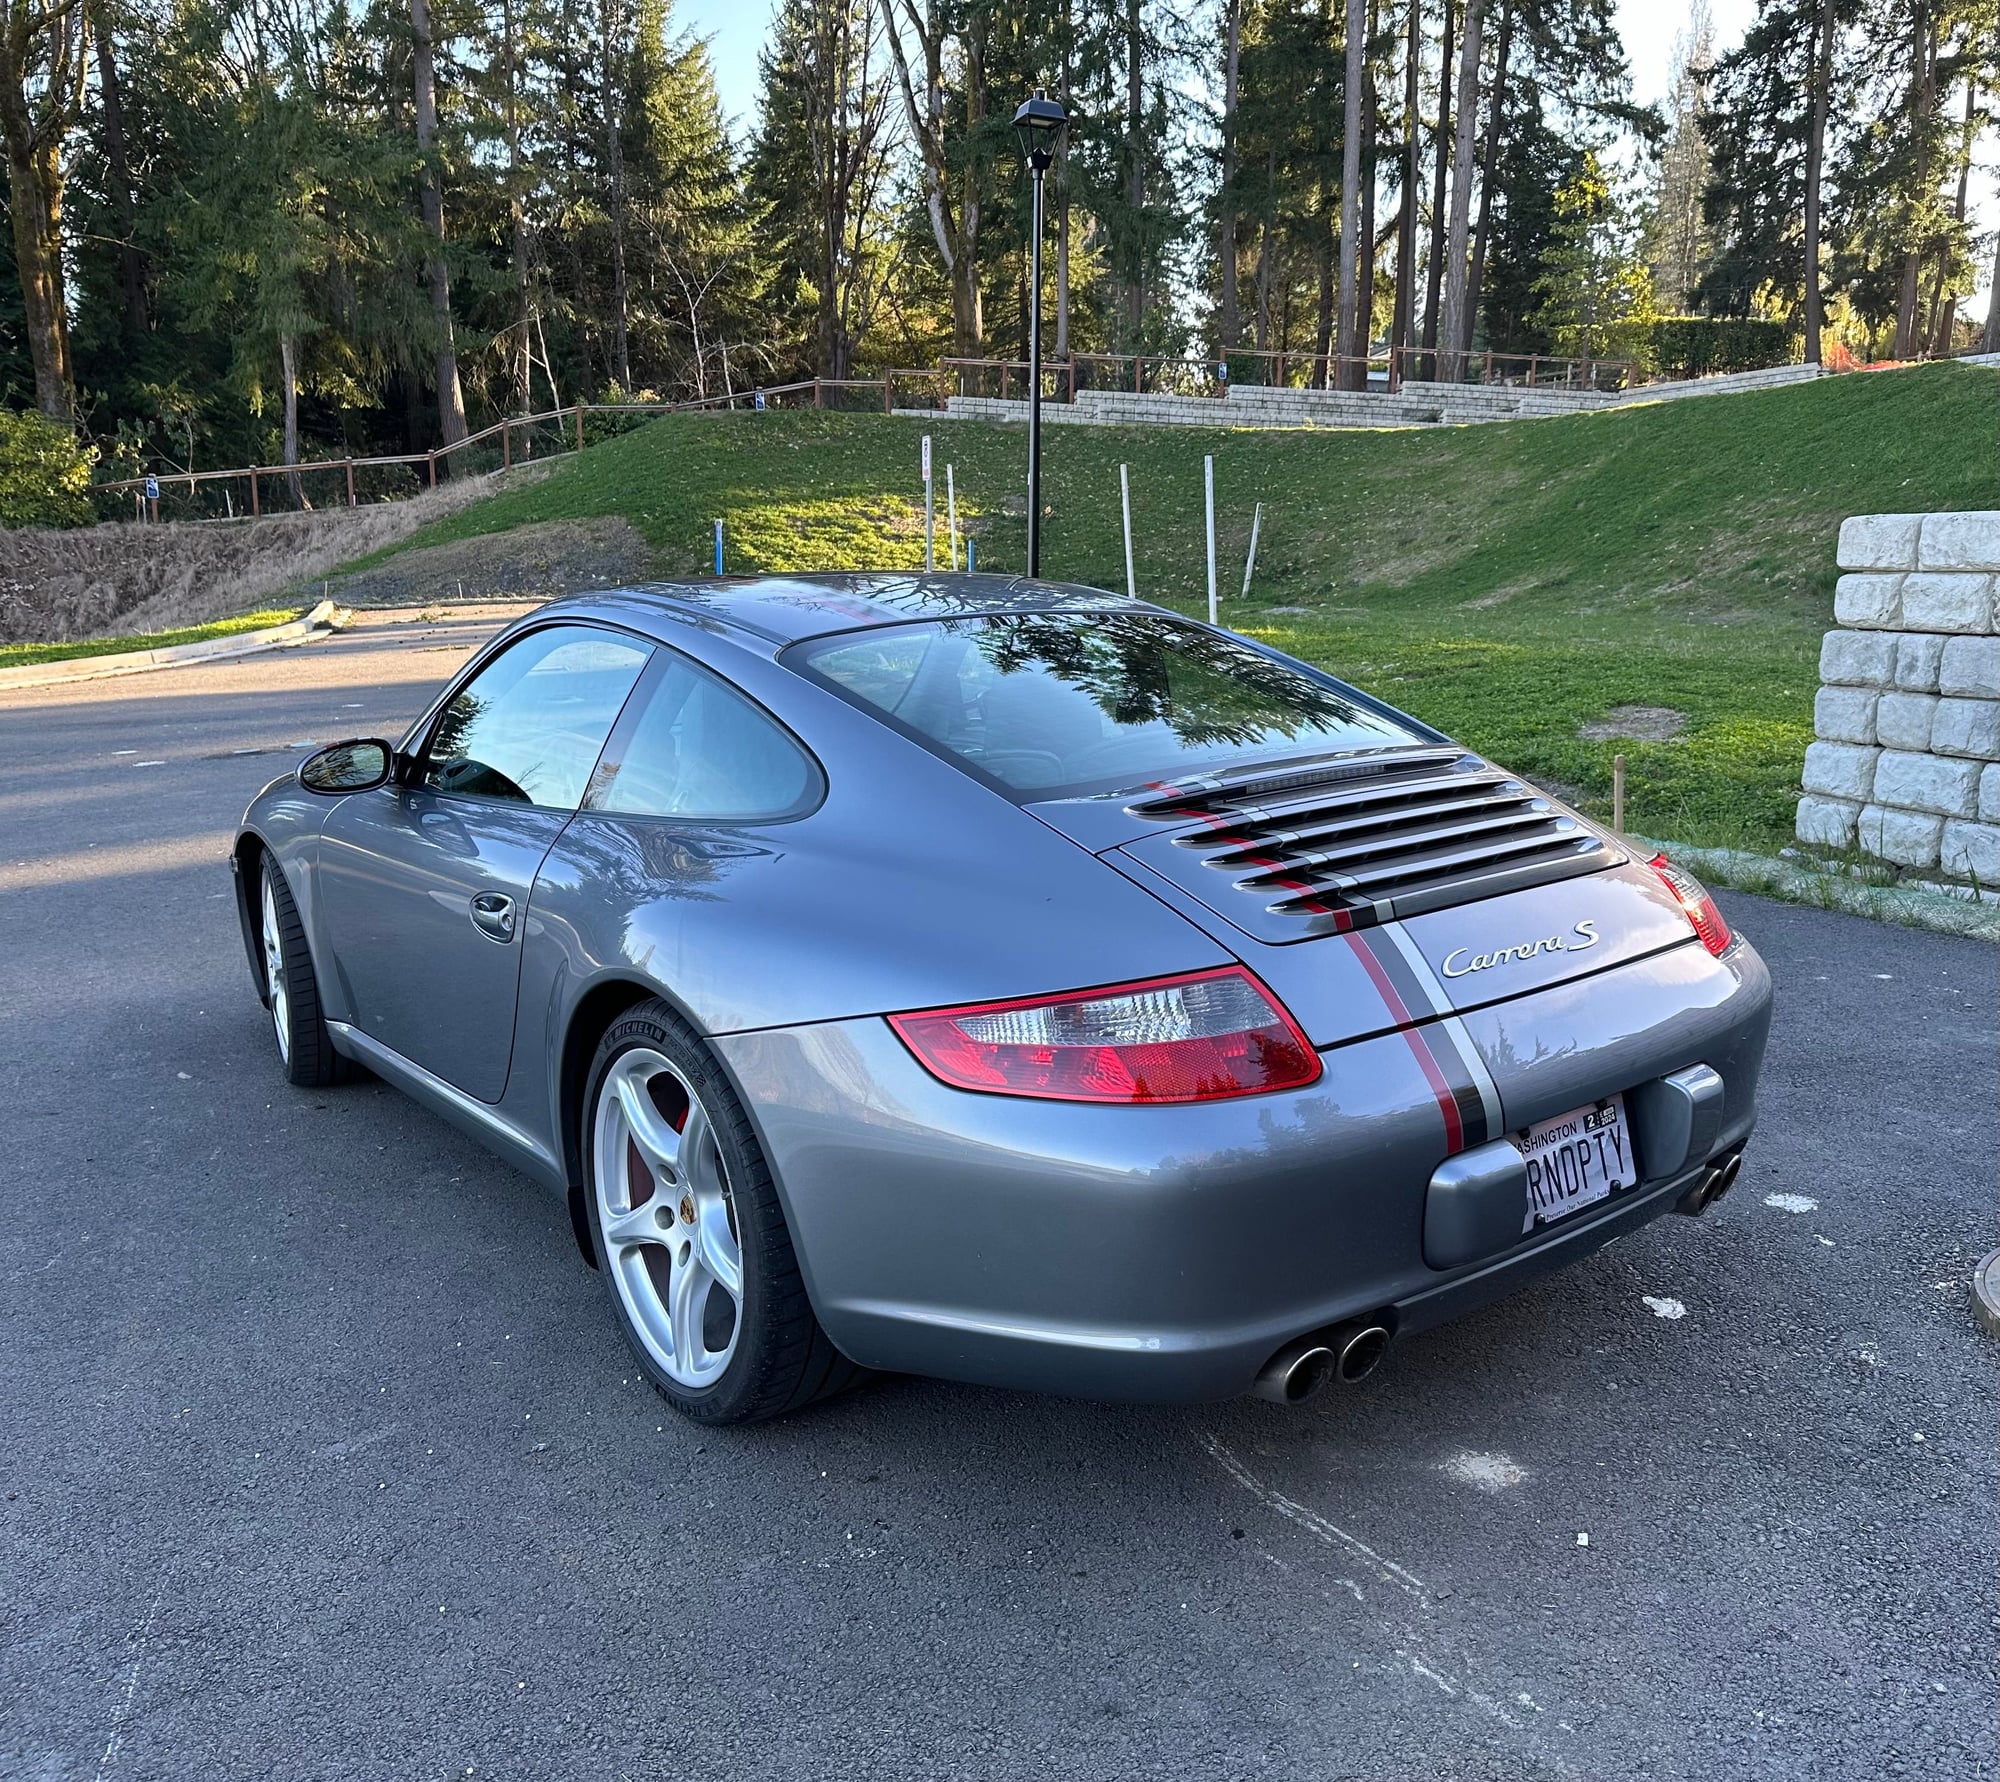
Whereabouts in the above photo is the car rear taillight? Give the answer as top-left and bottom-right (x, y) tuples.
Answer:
(888, 966), (1322, 1104)
(1648, 854), (1733, 957)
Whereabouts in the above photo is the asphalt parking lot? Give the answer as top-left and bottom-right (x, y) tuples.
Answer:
(2, 612), (1995, 1782)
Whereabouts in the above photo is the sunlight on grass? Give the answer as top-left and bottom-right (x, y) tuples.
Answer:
(337, 363), (1997, 855)
(0, 608), (301, 667)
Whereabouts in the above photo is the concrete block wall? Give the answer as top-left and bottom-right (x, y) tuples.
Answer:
(1799, 510), (2000, 883)
(944, 361), (1823, 433)
(1608, 362), (1820, 405)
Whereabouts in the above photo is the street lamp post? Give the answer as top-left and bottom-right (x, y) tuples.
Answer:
(1012, 89), (1067, 580)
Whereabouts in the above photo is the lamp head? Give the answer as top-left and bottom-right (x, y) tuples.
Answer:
(1012, 89), (1068, 174)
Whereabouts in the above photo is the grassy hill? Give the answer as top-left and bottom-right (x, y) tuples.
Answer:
(374, 361), (1999, 854)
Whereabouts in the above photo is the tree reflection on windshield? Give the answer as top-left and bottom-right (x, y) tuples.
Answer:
(797, 611), (1415, 796)
(969, 612), (1386, 752)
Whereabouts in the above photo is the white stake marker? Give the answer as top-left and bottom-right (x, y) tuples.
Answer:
(922, 435), (934, 573)
(1204, 456), (1217, 626)
(1120, 462), (1136, 600)
(1241, 501), (1263, 600)
(946, 464), (959, 571)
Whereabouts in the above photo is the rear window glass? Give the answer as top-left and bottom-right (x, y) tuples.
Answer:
(789, 613), (1416, 796)
(590, 656), (818, 820)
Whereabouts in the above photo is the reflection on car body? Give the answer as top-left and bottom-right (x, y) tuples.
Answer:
(233, 573), (1771, 1423)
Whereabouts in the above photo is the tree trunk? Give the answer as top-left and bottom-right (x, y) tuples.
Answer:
(1218, 0), (1243, 351)
(1255, 155), (1276, 353)
(411, 0), (468, 452)
(1358, 50), (1378, 386)
(1985, 222), (2000, 351)
(1420, 0), (1457, 365)
(281, 332), (304, 509)
(1125, 0), (1144, 346)
(883, 0), (986, 358)
(1335, 0), (1365, 387)
(1437, 0), (1485, 371)
(1391, 0), (1419, 382)
(1933, 75), (1977, 354)
(1803, 0), (1832, 363)
(956, 18), (985, 356)
(2, 137), (70, 420)
(1465, 0), (1512, 345)
(1314, 219), (1334, 388)
(602, 0), (631, 390)
(1892, 4), (1932, 358)
(88, 0), (147, 339)
(503, 0), (532, 410)
(1056, 16), (1072, 358)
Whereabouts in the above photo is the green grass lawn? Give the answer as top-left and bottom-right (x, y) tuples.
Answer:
(0, 608), (302, 669)
(372, 362), (1999, 852)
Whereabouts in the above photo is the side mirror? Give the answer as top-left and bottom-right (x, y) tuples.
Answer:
(298, 738), (395, 795)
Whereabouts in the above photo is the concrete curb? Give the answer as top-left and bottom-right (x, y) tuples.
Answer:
(1635, 834), (2000, 943)
(0, 599), (347, 691)
(1974, 1249), (2000, 1337)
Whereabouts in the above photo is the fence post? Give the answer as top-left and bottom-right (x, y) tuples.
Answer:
(347, 460), (356, 507)
(575, 404), (585, 451)
(1134, 354), (1142, 393)
(815, 379), (824, 410)
(1067, 357), (1076, 403)
(428, 452), (437, 489)
(884, 373), (893, 414)
(502, 419), (512, 469)
(250, 471), (260, 518)
(1528, 356), (1539, 388)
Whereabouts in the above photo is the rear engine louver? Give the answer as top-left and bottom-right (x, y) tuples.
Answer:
(1124, 747), (1621, 939)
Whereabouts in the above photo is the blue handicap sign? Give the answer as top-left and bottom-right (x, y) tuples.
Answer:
(143, 476), (160, 500)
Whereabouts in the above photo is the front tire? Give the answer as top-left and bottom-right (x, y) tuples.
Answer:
(259, 856), (348, 1088)
(583, 999), (858, 1424)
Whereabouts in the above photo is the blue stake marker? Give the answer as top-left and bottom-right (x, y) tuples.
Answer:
(713, 519), (724, 575)
(966, 538), (975, 573)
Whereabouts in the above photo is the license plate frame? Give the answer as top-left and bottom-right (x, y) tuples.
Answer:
(1513, 1094), (1639, 1234)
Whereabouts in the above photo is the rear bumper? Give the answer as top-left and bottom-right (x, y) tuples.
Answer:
(715, 937), (1772, 1403)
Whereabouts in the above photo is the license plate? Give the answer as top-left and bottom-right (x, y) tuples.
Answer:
(1513, 1095), (1638, 1234)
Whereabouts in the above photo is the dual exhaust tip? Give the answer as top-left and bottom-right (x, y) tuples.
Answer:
(1258, 1151), (1749, 1402)
(1252, 1320), (1393, 1404)
(1680, 1148), (1744, 1216)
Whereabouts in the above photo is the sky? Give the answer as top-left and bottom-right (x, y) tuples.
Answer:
(676, 0), (1993, 315)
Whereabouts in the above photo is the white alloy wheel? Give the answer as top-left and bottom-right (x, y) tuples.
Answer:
(591, 1047), (744, 1389)
(261, 873), (291, 1062)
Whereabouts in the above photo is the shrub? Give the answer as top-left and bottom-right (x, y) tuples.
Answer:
(1646, 317), (1796, 379)
(0, 409), (96, 528)
(1640, 318), (1800, 380)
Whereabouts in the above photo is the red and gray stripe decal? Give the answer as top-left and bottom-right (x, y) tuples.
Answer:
(1340, 926), (1504, 1155)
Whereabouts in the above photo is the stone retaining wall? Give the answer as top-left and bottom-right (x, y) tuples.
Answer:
(1799, 510), (2000, 884)
(944, 362), (1821, 434)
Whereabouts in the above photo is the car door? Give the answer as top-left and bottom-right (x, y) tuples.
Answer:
(317, 622), (651, 1101)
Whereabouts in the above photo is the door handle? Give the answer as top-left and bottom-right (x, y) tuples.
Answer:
(469, 892), (517, 942)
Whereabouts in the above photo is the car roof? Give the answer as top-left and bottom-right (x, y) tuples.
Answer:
(561, 572), (1166, 647)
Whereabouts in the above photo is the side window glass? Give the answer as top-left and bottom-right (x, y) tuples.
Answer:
(590, 655), (819, 821)
(424, 626), (650, 810)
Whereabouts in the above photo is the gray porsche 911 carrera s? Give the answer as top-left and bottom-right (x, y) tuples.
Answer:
(234, 573), (1771, 1423)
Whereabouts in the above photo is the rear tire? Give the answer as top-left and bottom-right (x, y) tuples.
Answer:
(582, 998), (860, 1425)
(259, 856), (349, 1088)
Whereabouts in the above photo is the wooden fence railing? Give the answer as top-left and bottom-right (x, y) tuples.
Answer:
(95, 376), (942, 518)
(91, 343), (1746, 519)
